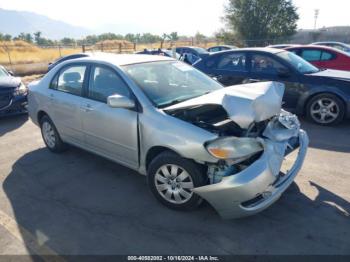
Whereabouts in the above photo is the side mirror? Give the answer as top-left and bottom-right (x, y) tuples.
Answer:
(277, 68), (291, 78)
(8, 70), (14, 76)
(107, 94), (135, 109)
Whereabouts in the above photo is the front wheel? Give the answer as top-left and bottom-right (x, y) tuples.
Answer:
(147, 152), (207, 210)
(306, 94), (345, 126)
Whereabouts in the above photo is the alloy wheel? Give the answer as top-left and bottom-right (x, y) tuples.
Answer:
(310, 98), (340, 124)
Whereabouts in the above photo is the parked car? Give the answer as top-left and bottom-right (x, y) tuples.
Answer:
(48, 53), (91, 71)
(285, 45), (350, 71)
(175, 46), (209, 65)
(136, 48), (180, 59)
(193, 48), (350, 125)
(268, 44), (300, 49)
(28, 54), (308, 219)
(311, 42), (350, 54)
(207, 45), (237, 53)
(0, 65), (28, 117)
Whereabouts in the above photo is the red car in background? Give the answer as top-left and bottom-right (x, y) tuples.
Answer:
(285, 45), (350, 71)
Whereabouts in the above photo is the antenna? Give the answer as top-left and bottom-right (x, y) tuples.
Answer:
(314, 9), (320, 30)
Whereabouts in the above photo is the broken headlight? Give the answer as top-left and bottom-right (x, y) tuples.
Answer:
(278, 110), (300, 130)
(13, 83), (27, 96)
(206, 137), (264, 160)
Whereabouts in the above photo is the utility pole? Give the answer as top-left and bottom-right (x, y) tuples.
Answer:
(314, 9), (320, 30)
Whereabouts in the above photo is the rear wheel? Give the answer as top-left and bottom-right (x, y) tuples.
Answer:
(40, 115), (67, 153)
(147, 151), (207, 210)
(306, 94), (345, 126)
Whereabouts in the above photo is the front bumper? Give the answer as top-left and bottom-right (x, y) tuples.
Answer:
(0, 95), (28, 117)
(193, 130), (309, 219)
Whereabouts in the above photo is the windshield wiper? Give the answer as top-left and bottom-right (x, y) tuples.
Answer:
(158, 91), (213, 109)
(158, 99), (187, 108)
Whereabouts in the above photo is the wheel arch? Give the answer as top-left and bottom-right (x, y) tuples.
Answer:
(37, 110), (50, 124)
(145, 146), (179, 172)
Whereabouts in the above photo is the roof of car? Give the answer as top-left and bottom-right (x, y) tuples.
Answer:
(210, 47), (284, 55)
(286, 45), (350, 55)
(73, 53), (175, 66)
(209, 45), (236, 48)
(312, 41), (347, 45)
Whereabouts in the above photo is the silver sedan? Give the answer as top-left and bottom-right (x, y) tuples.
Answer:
(28, 54), (309, 219)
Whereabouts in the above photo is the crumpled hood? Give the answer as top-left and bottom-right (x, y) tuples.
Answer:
(0, 76), (21, 88)
(308, 69), (350, 82)
(165, 81), (285, 129)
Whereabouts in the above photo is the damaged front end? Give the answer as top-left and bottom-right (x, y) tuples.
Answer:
(165, 82), (309, 219)
(195, 111), (308, 219)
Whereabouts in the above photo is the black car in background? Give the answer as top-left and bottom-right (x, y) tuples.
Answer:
(193, 48), (350, 125)
(207, 45), (237, 52)
(136, 49), (180, 59)
(175, 46), (209, 65)
(48, 53), (90, 71)
(0, 66), (28, 117)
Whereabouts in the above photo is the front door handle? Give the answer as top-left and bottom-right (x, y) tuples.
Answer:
(80, 104), (94, 112)
(49, 94), (55, 101)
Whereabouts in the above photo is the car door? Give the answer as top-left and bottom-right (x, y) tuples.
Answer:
(81, 64), (139, 168)
(206, 52), (249, 86)
(248, 53), (302, 110)
(48, 64), (87, 145)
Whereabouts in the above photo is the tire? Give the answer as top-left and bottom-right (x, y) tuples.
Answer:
(306, 93), (345, 126)
(40, 115), (67, 153)
(147, 151), (207, 211)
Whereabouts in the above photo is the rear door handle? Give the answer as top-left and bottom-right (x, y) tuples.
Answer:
(49, 94), (55, 101)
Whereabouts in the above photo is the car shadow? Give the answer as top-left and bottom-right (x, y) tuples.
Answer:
(0, 114), (28, 137)
(3, 147), (350, 256)
(300, 118), (350, 153)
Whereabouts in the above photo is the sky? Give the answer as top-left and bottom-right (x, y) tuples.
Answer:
(0, 0), (349, 36)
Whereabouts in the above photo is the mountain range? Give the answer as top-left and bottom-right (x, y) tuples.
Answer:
(0, 8), (91, 39)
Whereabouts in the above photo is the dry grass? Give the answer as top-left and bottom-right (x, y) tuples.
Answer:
(0, 40), (81, 65)
(22, 74), (44, 86)
(0, 40), (221, 76)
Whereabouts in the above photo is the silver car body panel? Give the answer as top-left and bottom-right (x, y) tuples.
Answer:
(28, 54), (309, 219)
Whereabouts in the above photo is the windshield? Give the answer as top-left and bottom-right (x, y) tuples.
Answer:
(123, 61), (223, 108)
(277, 51), (320, 74)
(0, 67), (9, 77)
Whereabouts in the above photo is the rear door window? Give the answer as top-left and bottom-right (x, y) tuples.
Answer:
(251, 54), (287, 75)
(321, 51), (335, 61)
(216, 53), (247, 71)
(57, 65), (86, 96)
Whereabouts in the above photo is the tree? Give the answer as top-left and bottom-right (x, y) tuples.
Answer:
(25, 33), (33, 43)
(17, 32), (26, 41)
(194, 32), (206, 44)
(224, 0), (299, 46)
(169, 32), (179, 42)
(3, 34), (12, 41)
(214, 29), (240, 45)
(60, 37), (76, 45)
(125, 33), (136, 42)
(34, 31), (43, 44)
